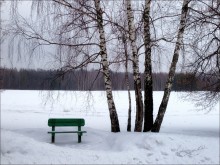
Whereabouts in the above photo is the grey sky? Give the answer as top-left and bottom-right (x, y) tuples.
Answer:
(1, 1), (185, 72)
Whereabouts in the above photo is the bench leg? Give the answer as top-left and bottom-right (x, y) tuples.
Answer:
(78, 126), (82, 143)
(78, 135), (81, 143)
(52, 126), (55, 143)
(52, 134), (55, 143)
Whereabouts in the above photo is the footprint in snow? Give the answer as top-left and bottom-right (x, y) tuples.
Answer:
(204, 157), (210, 161)
(147, 153), (153, 157)
(155, 139), (163, 146)
(161, 151), (168, 156)
(171, 148), (176, 152)
(93, 155), (99, 161)
(200, 157), (211, 163)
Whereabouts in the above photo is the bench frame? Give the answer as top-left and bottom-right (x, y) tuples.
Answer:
(48, 118), (87, 143)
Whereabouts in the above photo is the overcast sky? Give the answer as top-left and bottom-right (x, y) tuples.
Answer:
(1, 1), (185, 73)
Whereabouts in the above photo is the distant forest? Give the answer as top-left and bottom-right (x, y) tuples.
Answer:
(0, 68), (209, 91)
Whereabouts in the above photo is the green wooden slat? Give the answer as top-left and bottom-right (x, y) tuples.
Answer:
(48, 118), (85, 127)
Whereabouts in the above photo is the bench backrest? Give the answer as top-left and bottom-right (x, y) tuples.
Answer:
(48, 118), (85, 127)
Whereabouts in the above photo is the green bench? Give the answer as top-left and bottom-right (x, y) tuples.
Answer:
(48, 118), (87, 143)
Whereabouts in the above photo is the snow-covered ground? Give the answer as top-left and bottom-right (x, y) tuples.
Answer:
(1, 90), (219, 164)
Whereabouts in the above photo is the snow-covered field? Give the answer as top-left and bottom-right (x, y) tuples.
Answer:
(1, 90), (219, 164)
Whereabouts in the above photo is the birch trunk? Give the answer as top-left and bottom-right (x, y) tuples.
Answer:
(94, 0), (120, 132)
(151, 0), (190, 132)
(126, 67), (132, 132)
(125, 0), (144, 132)
(122, 34), (132, 132)
(143, 0), (153, 132)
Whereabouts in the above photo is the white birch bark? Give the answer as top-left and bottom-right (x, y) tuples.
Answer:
(94, 0), (120, 132)
(125, 0), (144, 132)
(151, 0), (190, 132)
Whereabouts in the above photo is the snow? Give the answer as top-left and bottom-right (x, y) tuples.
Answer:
(1, 90), (219, 164)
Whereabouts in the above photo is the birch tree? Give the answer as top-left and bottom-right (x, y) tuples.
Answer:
(151, 0), (190, 132)
(94, 0), (120, 132)
(119, 31), (132, 132)
(123, 34), (132, 132)
(125, 0), (144, 132)
(143, 0), (153, 132)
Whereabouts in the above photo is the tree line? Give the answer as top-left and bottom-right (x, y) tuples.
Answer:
(1, 67), (213, 91)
